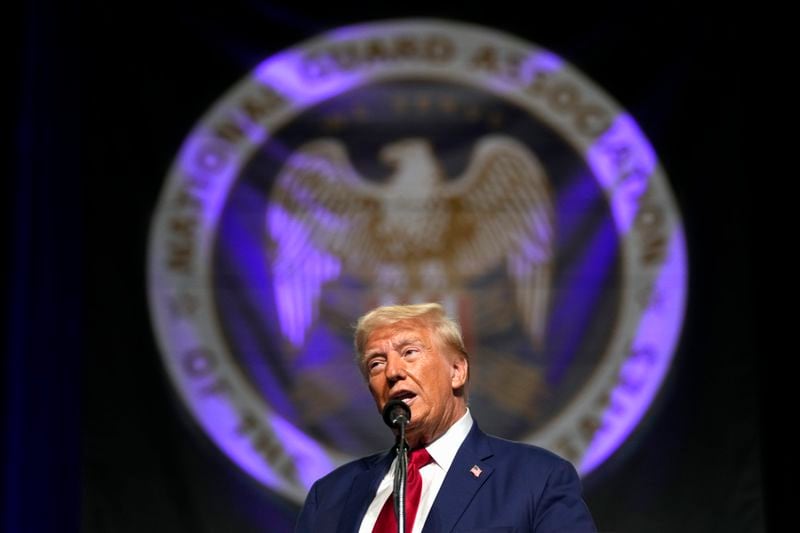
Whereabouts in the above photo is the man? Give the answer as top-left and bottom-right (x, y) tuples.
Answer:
(296, 303), (596, 532)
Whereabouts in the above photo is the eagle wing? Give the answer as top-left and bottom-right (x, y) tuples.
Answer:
(443, 135), (555, 347)
(266, 139), (381, 347)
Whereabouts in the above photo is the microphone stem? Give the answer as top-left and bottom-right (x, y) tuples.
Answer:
(394, 422), (408, 533)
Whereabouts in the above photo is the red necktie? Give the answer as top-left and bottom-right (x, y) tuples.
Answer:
(373, 447), (433, 533)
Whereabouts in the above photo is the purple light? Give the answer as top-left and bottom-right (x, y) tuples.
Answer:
(587, 113), (658, 234)
(255, 49), (364, 109)
(529, 50), (563, 73)
(268, 204), (341, 347)
(580, 226), (687, 472)
(575, 114), (686, 472)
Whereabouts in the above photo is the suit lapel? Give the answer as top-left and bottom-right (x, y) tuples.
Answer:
(337, 450), (394, 533)
(422, 424), (494, 533)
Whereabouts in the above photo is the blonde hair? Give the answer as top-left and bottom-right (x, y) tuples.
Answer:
(354, 303), (469, 376)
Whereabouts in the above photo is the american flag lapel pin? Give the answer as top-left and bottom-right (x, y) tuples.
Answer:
(470, 465), (482, 478)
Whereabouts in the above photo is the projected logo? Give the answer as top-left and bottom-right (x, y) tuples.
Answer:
(148, 19), (687, 503)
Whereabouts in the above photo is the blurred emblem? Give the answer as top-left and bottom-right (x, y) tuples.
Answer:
(148, 19), (688, 504)
(268, 135), (553, 348)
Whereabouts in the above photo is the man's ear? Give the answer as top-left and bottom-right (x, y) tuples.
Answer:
(451, 356), (468, 390)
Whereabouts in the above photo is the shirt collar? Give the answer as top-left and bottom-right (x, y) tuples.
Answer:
(424, 408), (473, 472)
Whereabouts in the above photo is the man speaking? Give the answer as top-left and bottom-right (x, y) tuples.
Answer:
(296, 303), (597, 532)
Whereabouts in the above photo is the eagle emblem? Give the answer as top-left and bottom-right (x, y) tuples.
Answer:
(266, 134), (555, 350)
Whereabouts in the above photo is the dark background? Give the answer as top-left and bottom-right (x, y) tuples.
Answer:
(5, 1), (770, 532)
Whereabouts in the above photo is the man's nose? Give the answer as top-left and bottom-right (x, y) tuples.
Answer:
(385, 352), (406, 382)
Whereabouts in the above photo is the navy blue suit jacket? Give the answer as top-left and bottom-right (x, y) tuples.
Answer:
(296, 422), (596, 532)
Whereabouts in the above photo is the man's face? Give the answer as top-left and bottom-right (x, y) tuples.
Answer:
(362, 319), (468, 446)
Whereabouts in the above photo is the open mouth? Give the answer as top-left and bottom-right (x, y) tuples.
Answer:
(390, 391), (416, 405)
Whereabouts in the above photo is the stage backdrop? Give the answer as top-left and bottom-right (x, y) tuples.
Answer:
(5, 2), (763, 533)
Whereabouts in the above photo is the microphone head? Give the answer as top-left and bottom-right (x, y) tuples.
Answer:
(382, 399), (411, 428)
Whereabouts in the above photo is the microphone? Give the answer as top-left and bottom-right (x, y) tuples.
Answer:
(382, 399), (412, 533)
(382, 399), (411, 428)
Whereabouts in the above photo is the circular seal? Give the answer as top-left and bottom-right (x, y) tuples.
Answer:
(147, 19), (687, 503)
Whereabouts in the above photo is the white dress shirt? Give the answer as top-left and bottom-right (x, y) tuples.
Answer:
(358, 409), (474, 533)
